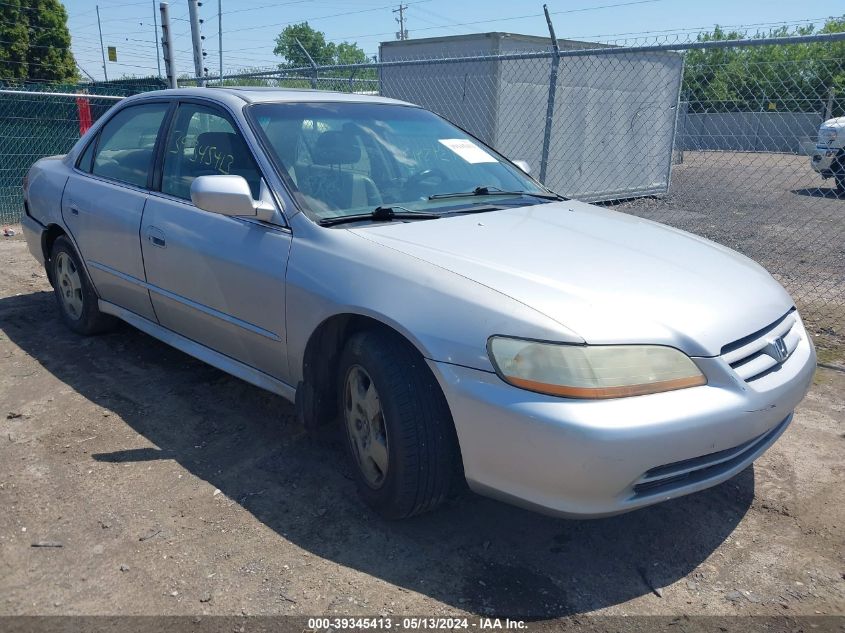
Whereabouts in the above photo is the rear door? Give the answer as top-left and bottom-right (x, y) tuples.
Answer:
(140, 99), (291, 380)
(63, 101), (171, 321)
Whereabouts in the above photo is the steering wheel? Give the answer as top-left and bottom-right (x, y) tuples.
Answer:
(405, 168), (449, 191)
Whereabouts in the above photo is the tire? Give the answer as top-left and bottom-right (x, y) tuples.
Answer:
(835, 158), (845, 197)
(50, 236), (115, 335)
(337, 328), (458, 519)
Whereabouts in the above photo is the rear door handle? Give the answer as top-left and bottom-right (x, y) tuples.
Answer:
(145, 226), (166, 248)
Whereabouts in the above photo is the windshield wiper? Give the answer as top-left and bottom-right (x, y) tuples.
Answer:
(429, 186), (564, 201)
(318, 205), (441, 227)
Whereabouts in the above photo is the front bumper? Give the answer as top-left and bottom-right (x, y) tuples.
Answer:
(430, 327), (815, 517)
(811, 146), (841, 177)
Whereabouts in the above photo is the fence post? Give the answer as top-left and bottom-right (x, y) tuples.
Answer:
(539, 4), (559, 184)
(187, 0), (206, 87)
(296, 39), (319, 90)
(159, 2), (178, 89)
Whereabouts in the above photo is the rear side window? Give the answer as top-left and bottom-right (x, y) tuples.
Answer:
(92, 103), (169, 188)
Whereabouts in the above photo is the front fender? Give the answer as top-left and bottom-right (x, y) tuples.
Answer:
(284, 214), (582, 383)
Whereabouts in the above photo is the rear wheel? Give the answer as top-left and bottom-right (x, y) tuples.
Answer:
(50, 236), (115, 335)
(338, 329), (458, 519)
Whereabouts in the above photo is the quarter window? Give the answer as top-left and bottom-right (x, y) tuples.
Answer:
(77, 137), (96, 173)
(91, 103), (168, 187)
(161, 103), (261, 200)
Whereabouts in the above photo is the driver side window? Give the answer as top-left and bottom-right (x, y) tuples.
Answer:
(161, 103), (261, 201)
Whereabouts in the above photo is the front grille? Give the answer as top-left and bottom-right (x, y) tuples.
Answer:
(720, 309), (801, 382)
(631, 416), (791, 498)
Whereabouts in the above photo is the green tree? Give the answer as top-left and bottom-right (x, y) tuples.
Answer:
(683, 17), (845, 116)
(0, 0), (77, 82)
(273, 21), (375, 88)
(0, 0), (30, 80)
(335, 41), (368, 66)
(274, 22), (337, 68)
(27, 0), (77, 82)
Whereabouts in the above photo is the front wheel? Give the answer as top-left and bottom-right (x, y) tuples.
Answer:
(338, 329), (459, 519)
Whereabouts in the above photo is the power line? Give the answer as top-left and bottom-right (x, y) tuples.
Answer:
(326, 0), (668, 43)
(408, 6), (465, 35)
(68, 0), (154, 18)
(220, 0), (432, 36)
(221, 0), (314, 16)
(0, 55), (159, 73)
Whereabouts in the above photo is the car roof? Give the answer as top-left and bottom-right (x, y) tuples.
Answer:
(123, 86), (416, 108)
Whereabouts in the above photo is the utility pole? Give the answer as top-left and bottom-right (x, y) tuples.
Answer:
(96, 5), (108, 82)
(393, 4), (408, 41)
(152, 1), (162, 77)
(159, 2), (178, 88)
(187, 0), (207, 86)
(218, 0), (223, 84)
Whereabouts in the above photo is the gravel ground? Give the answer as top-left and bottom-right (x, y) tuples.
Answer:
(0, 233), (843, 620)
(606, 151), (845, 360)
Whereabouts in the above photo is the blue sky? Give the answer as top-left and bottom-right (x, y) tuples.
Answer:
(61, 0), (842, 81)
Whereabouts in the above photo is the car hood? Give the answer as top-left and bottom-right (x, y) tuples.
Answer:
(822, 115), (845, 129)
(349, 200), (794, 356)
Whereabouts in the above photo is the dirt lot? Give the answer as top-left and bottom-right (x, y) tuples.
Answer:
(0, 233), (843, 621)
(607, 151), (845, 360)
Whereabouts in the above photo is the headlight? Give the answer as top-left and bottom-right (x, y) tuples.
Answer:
(488, 337), (706, 399)
(819, 127), (837, 144)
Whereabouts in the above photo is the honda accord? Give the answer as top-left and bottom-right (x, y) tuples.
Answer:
(21, 88), (815, 519)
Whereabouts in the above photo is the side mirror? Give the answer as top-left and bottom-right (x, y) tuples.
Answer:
(513, 160), (531, 174)
(190, 175), (278, 222)
(191, 175), (257, 217)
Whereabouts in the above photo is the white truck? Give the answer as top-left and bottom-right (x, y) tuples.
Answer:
(811, 116), (845, 194)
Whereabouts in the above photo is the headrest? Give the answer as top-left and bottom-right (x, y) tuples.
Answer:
(195, 132), (251, 162)
(312, 130), (361, 165)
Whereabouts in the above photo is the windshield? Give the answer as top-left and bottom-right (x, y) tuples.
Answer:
(248, 102), (548, 221)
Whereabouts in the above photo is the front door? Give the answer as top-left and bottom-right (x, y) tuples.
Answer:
(140, 101), (291, 381)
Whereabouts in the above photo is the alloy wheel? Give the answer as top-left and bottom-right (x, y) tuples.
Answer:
(55, 252), (84, 320)
(343, 364), (389, 488)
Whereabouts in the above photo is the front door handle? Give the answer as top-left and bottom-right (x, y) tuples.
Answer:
(145, 226), (166, 248)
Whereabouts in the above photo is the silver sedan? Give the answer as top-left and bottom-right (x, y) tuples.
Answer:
(21, 88), (815, 519)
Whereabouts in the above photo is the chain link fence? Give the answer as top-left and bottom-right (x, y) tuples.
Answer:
(1, 33), (843, 354)
(0, 78), (167, 226)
